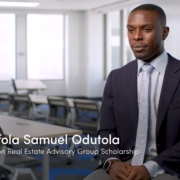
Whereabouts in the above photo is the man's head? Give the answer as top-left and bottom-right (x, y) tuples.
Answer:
(127, 4), (169, 62)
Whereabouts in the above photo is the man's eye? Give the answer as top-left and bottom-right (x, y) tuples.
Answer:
(128, 29), (134, 33)
(144, 28), (151, 32)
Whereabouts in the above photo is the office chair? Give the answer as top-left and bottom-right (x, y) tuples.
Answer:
(9, 94), (48, 121)
(66, 100), (101, 163)
(47, 96), (78, 164)
(11, 79), (31, 94)
(72, 100), (100, 135)
(0, 128), (37, 180)
(11, 79), (17, 94)
(47, 96), (72, 126)
(0, 93), (9, 114)
(9, 94), (32, 118)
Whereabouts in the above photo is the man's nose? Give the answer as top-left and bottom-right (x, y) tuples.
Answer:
(134, 30), (143, 41)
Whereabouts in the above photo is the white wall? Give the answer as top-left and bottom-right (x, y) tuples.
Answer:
(66, 11), (105, 97)
(65, 11), (88, 97)
(85, 11), (105, 97)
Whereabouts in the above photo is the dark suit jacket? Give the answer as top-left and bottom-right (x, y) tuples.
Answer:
(99, 53), (180, 175)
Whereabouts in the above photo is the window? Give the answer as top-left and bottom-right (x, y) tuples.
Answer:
(27, 14), (64, 80)
(0, 14), (15, 80)
(104, 11), (121, 78)
(104, 9), (135, 79)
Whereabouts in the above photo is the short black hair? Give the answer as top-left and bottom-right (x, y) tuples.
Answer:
(131, 4), (166, 26)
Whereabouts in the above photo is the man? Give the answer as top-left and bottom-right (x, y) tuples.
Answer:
(85, 3), (180, 180)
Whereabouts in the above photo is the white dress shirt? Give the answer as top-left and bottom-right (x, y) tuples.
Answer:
(137, 51), (168, 177)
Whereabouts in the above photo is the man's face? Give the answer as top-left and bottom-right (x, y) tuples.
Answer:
(127, 10), (168, 62)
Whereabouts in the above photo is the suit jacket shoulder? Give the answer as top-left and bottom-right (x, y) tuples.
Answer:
(167, 53), (180, 69)
(110, 59), (137, 82)
(112, 59), (137, 74)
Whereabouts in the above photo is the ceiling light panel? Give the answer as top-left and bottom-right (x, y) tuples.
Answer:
(0, 1), (40, 7)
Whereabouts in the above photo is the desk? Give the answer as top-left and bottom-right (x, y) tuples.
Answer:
(66, 98), (101, 108)
(0, 115), (82, 180)
(15, 80), (47, 92)
(29, 94), (48, 104)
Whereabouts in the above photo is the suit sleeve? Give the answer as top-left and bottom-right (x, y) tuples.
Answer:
(98, 71), (121, 164)
(152, 142), (180, 175)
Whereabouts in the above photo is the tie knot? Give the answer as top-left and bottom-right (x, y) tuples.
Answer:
(141, 63), (154, 75)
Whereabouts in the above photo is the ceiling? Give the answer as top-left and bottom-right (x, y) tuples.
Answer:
(0, 0), (128, 10)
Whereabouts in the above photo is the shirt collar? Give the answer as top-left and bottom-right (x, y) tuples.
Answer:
(137, 51), (168, 76)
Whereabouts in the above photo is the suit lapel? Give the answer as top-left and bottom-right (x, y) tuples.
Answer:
(126, 60), (138, 127)
(156, 54), (180, 137)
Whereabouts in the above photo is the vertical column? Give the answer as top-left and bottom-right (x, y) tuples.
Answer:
(103, 14), (107, 80)
(120, 9), (128, 66)
(16, 14), (27, 79)
(106, 13), (112, 76)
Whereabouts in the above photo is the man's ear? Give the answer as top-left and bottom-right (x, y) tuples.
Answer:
(162, 26), (169, 40)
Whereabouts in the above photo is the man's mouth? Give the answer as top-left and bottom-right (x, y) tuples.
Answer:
(132, 45), (147, 52)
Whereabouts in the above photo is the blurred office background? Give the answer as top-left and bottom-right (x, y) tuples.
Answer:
(0, 0), (180, 180)
(0, 0), (180, 96)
